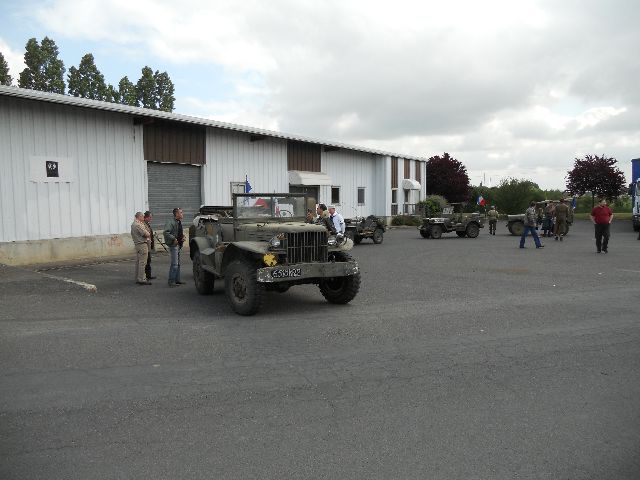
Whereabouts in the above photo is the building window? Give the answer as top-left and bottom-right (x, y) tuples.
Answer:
(331, 186), (340, 205)
(404, 189), (410, 203)
(357, 187), (365, 205)
(391, 189), (397, 204)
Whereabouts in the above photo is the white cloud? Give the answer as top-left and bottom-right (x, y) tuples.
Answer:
(0, 38), (25, 80)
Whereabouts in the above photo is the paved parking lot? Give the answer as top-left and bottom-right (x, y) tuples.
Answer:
(1, 220), (639, 479)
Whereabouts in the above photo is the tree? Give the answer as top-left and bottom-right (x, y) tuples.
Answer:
(0, 52), (12, 86)
(154, 70), (175, 112)
(565, 154), (626, 208)
(67, 53), (108, 100)
(118, 76), (137, 106)
(493, 178), (544, 214)
(425, 153), (470, 203)
(136, 66), (157, 108)
(105, 84), (119, 103)
(18, 37), (65, 94)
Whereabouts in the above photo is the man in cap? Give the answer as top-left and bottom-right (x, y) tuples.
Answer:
(590, 198), (613, 253)
(553, 199), (570, 241)
(487, 205), (498, 235)
(328, 205), (345, 235)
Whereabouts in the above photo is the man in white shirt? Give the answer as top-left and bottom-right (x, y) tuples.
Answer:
(328, 205), (345, 234)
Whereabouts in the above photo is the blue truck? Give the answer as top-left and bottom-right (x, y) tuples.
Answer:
(632, 158), (640, 231)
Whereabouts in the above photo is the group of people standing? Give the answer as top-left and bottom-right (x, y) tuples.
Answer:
(518, 198), (614, 253)
(130, 208), (185, 287)
(308, 203), (346, 235)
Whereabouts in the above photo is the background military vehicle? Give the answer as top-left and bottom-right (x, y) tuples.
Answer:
(189, 193), (361, 316)
(506, 199), (574, 236)
(344, 215), (385, 244)
(418, 203), (484, 239)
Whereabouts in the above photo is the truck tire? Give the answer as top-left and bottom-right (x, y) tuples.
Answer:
(319, 252), (361, 304)
(430, 225), (443, 239)
(225, 259), (264, 315)
(466, 223), (480, 238)
(372, 228), (384, 244)
(353, 235), (362, 244)
(192, 249), (215, 295)
(419, 229), (430, 238)
(510, 221), (524, 236)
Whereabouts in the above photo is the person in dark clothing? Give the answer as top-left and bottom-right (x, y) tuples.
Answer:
(163, 208), (185, 287)
(590, 199), (613, 253)
(143, 211), (156, 280)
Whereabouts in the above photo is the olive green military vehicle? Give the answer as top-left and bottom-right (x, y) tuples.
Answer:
(506, 199), (574, 236)
(418, 203), (484, 239)
(344, 215), (386, 244)
(188, 193), (361, 316)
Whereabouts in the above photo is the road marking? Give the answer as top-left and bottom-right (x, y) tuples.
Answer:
(39, 272), (98, 292)
(619, 269), (640, 274)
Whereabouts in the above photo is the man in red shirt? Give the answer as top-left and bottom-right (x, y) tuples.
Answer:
(590, 199), (614, 253)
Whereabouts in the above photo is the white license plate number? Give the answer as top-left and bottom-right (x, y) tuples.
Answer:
(271, 268), (302, 279)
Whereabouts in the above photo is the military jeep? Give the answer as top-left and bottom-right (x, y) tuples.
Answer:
(418, 203), (484, 239)
(344, 215), (385, 244)
(506, 199), (574, 236)
(189, 193), (361, 316)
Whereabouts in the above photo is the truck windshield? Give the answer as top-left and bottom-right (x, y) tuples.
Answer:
(235, 195), (306, 219)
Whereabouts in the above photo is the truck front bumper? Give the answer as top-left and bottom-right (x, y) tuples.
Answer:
(256, 261), (359, 283)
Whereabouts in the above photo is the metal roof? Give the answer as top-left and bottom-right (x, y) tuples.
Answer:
(0, 85), (426, 161)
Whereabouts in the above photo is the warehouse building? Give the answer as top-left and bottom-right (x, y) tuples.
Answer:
(0, 85), (426, 265)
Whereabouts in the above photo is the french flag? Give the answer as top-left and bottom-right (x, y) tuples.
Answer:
(477, 195), (486, 206)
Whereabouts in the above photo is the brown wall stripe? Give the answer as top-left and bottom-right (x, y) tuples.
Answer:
(143, 121), (206, 165)
(287, 141), (321, 172)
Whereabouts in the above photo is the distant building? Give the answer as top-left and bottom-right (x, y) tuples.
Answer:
(0, 85), (426, 265)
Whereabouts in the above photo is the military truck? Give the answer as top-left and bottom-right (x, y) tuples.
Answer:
(189, 193), (361, 316)
(418, 204), (484, 239)
(344, 215), (385, 244)
(506, 200), (574, 236)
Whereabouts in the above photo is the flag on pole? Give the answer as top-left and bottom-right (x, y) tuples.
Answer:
(477, 195), (486, 206)
(245, 175), (252, 193)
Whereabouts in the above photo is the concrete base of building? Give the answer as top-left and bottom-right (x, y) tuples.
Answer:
(0, 234), (139, 266)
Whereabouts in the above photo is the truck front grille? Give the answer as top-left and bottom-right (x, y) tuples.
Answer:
(286, 232), (328, 264)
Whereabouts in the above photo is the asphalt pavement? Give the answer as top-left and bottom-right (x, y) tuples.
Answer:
(1, 219), (639, 479)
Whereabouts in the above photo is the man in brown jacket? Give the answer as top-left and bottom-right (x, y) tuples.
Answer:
(553, 199), (570, 241)
(131, 212), (152, 285)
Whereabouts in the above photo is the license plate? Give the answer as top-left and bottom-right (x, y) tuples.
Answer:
(271, 267), (302, 279)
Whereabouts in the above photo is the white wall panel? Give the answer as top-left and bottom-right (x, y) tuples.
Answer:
(0, 97), (145, 242)
(202, 129), (288, 205)
(321, 150), (387, 218)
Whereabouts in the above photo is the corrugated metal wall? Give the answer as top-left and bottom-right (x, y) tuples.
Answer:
(321, 150), (386, 218)
(202, 129), (289, 205)
(287, 141), (321, 172)
(143, 121), (206, 165)
(0, 97), (145, 242)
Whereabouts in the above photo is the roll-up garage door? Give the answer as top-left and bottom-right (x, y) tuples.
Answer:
(147, 162), (202, 230)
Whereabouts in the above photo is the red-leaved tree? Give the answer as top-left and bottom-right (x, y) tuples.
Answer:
(425, 152), (470, 203)
(565, 154), (626, 208)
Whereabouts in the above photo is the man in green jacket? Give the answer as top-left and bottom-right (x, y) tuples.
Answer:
(163, 208), (185, 287)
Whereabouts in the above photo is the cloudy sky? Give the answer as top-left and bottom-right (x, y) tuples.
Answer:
(1, 0), (638, 189)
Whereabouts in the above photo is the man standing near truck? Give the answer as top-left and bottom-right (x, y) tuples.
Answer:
(487, 205), (498, 235)
(553, 199), (570, 241)
(590, 199), (613, 253)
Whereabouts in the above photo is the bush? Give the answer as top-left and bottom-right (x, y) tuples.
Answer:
(418, 195), (448, 217)
(391, 215), (421, 226)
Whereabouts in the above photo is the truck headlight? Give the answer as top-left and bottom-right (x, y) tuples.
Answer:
(327, 235), (337, 246)
(269, 234), (285, 248)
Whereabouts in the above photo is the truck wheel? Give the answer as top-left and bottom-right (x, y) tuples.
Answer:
(430, 225), (443, 239)
(372, 228), (384, 244)
(272, 283), (290, 293)
(466, 223), (480, 238)
(225, 260), (264, 316)
(353, 235), (362, 245)
(319, 252), (361, 304)
(456, 231), (466, 237)
(193, 249), (215, 295)
(510, 221), (524, 236)
(419, 229), (430, 238)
